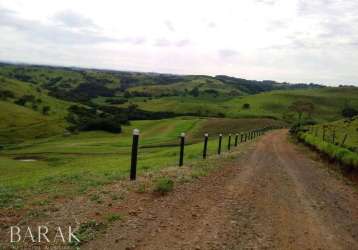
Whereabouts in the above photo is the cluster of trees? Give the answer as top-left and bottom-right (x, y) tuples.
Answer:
(0, 90), (15, 100)
(48, 82), (114, 102)
(215, 75), (323, 95)
(342, 102), (358, 118)
(66, 105), (124, 133)
(289, 100), (315, 126)
(66, 104), (177, 133)
(13, 94), (50, 115)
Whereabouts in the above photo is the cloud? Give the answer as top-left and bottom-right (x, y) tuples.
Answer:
(153, 38), (190, 47)
(208, 21), (216, 28)
(164, 20), (175, 32)
(175, 39), (190, 47)
(52, 10), (97, 29)
(154, 38), (171, 47)
(255, 0), (277, 6)
(218, 49), (239, 58)
(0, 7), (117, 45)
(266, 20), (289, 32)
(297, 0), (358, 17)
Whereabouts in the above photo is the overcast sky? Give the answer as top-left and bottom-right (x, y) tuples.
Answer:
(0, 0), (357, 85)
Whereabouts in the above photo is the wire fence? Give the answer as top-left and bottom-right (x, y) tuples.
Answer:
(129, 126), (279, 180)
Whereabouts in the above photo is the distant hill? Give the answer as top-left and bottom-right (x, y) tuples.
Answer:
(0, 62), (324, 103)
(0, 62), (357, 144)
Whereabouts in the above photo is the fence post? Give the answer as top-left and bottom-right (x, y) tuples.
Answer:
(218, 133), (222, 155)
(244, 132), (247, 142)
(179, 132), (185, 166)
(203, 133), (208, 159)
(130, 129), (140, 181)
(240, 133), (244, 143)
(228, 133), (231, 151)
(235, 133), (238, 147)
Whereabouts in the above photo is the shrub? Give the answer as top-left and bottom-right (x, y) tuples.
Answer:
(153, 177), (174, 195)
(0, 90), (15, 100)
(242, 103), (250, 109)
(42, 106), (51, 115)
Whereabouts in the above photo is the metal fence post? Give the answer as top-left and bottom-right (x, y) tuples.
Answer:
(228, 133), (231, 151)
(179, 132), (185, 166)
(130, 129), (140, 180)
(218, 133), (222, 155)
(203, 133), (208, 159)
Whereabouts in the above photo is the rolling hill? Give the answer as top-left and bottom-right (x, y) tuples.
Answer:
(0, 62), (357, 145)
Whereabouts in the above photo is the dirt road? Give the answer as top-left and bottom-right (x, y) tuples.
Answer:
(85, 130), (358, 250)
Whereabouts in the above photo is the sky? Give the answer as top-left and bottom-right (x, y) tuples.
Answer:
(0, 0), (357, 86)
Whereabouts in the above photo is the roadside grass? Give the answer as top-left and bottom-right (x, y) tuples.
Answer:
(69, 220), (106, 247)
(0, 117), (278, 208)
(298, 132), (358, 170)
(308, 116), (358, 151)
(153, 177), (174, 195)
(0, 135), (254, 249)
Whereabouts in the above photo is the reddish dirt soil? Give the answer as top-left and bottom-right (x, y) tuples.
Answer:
(84, 130), (358, 250)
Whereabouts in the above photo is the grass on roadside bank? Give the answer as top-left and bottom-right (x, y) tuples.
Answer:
(1, 140), (253, 249)
(297, 132), (358, 171)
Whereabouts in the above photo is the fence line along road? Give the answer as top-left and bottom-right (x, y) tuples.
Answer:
(129, 126), (277, 180)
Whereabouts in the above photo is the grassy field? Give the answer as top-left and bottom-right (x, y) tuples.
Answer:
(0, 117), (283, 208)
(123, 87), (358, 122)
(0, 77), (73, 143)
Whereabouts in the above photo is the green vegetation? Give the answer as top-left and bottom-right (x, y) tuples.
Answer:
(105, 213), (123, 223)
(1, 62), (358, 210)
(70, 220), (105, 247)
(298, 132), (358, 170)
(306, 117), (358, 150)
(154, 177), (174, 195)
(296, 116), (358, 170)
(127, 88), (358, 122)
(0, 117), (282, 208)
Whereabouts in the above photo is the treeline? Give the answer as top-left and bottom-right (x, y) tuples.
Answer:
(0, 63), (329, 104)
(214, 75), (323, 94)
(66, 104), (177, 133)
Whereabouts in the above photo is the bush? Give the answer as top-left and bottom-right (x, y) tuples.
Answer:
(342, 106), (358, 118)
(0, 90), (15, 100)
(242, 103), (250, 109)
(42, 106), (51, 115)
(153, 177), (174, 195)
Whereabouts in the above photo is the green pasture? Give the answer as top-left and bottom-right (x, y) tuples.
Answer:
(0, 117), (282, 208)
(124, 87), (358, 122)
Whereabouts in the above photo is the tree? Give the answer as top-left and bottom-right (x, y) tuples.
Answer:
(289, 100), (315, 125)
(42, 106), (51, 115)
(0, 90), (15, 100)
(242, 103), (250, 109)
(189, 87), (200, 97)
(342, 102), (358, 118)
